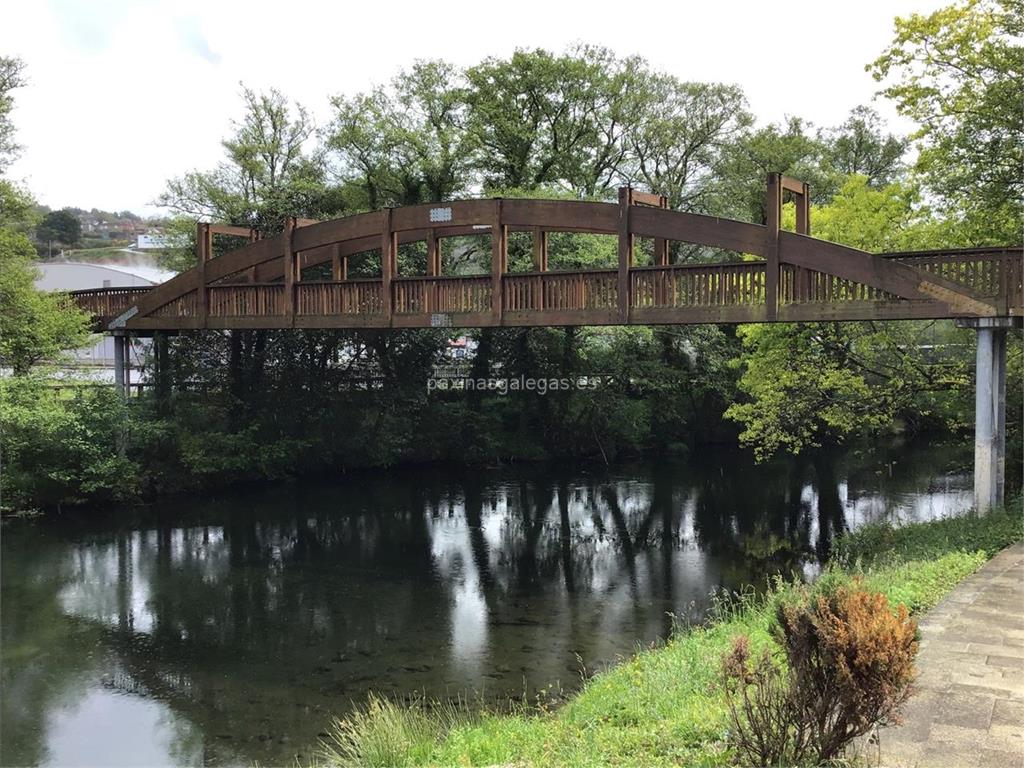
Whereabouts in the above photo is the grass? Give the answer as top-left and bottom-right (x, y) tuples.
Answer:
(318, 500), (1023, 767)
(832, 503), (1024, 565)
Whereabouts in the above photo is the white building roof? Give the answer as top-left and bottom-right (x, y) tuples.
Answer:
(34, 261), (172, 291)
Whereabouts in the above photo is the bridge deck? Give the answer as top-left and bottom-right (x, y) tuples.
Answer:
(69, 182), (1023, 332)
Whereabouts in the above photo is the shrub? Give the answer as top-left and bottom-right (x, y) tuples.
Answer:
(722, 581), (918, 766)
(0, 377), (141, 510)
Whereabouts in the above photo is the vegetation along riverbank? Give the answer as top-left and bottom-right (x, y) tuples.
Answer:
(318, 502), (1024, 767)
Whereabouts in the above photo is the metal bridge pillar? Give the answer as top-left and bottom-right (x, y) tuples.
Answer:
(958, 317), (1016, 511)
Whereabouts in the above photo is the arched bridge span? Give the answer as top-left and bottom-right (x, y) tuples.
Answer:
(72, 176), (1022, 332)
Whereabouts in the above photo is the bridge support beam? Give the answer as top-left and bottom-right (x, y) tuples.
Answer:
(958, 317), (1016, 511)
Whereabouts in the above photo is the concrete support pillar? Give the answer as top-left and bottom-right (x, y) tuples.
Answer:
(113, 333), (126, 396)
(959, 317), (1016, 511)
(154, 331), (170, 402)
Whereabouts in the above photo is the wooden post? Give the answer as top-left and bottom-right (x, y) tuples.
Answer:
(491, 199), (506, 322)
(765, 173), (781, 320)
(381, 209), (394, 321)
(331, 243), (343, 281)
(427, 229), (440, 276)
(795, 181), (810, 235)
(196, 222), (210, 328)
(282, 217), (295, 321)
(654, 194), (669, 266)
(532, 227), (548, 272)
(617, 187), (633, 322)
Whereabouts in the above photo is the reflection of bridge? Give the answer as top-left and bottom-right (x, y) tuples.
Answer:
(68, 175), (1021, 510)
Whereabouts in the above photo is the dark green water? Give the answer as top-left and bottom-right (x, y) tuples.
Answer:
(1, 440), (973, 767)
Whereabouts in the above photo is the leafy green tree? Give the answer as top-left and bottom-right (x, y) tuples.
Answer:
(160, 86), (337, 233)
(710, 118), (835, 223)
(821, 106), (908, 186)
(870, 0), (1023, 241)
(785, 175), (939, 251)
(0, 179), (35, 229)
(464, 46), (644, 195)
(0, 56), (26, 173)
(0, 228), (91, 374)
(328, 60), (472, 209)
(36, 208), (81, 247)
(158, 86), (342, 272)
(626, 77), (752, 211)
(726, 177), (973, 458)
(1, 378), (140, 509)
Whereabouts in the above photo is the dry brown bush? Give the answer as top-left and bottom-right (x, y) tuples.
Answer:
(722, 581), (918, 766)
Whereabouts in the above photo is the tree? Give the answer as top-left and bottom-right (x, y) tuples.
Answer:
(710, 118), (835, 223)
(821, 106), (908, 186)
(464, 46), (644, 195)
(870, 0), (1023, 241)
(626, 77), (752, 211)
(327, 60), (472, 209)
(160, 86), (335, 233)
(726, 178), (973, 459)
(0, 179), (35, 229)
(36, 209), (81, 248)
(0, 228), (91, 374)
(0, 56), (26, 173)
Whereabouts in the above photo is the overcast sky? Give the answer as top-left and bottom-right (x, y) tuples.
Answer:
(2, 0), (947, 216)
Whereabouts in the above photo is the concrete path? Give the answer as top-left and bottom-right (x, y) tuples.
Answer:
(877, 542), (1024, 768)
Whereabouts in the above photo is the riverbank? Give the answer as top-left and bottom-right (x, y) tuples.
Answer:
(321, 503), (1023, 768)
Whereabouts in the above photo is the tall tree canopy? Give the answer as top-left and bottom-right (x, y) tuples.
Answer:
(0, 55), (26, 173)
(36, 209), (81, 247)
(870, 0), (1023, 241)
(160, 86), (337, 231)
(821, 106), (908, 186)
(328, 60), (472, 209)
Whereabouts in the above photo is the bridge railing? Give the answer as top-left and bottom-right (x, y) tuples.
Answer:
(210, 284), (284, 316)
(393, 276), (491, 315)
(887, 249), (1022, 301)
(69, 247), (1021, 326)
(298, 280), (384, 315)
(631, 262), (767, 309)
(777, 249), (1022, 306)
(504, 269), (618, 312)
(151, 292), (197, 318)
(70, 286), (152, 320)
(779, 265), (897, 304)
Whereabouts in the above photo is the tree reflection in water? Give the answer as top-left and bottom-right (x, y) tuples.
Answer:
(1, 441), (972, 767)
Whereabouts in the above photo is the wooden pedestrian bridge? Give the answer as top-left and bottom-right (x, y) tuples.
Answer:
(71, 176), (1022, 332)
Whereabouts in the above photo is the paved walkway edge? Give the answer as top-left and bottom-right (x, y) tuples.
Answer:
(876, 541), (1024, 768)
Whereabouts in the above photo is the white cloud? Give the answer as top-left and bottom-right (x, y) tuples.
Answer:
(1, 0), (947, 215)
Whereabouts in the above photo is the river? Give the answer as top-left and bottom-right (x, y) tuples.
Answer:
(0, 440), (974, 767)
